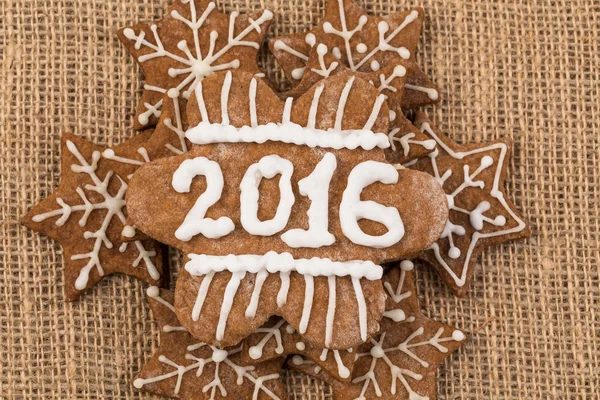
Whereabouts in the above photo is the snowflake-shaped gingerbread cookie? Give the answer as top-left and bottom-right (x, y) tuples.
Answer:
(134, 286), (288, 400)
(21, 132), (164, 300)
(269, 0), (439, 109)
(118, 0), (273, 129)
(409, 112), (530, 296)
(289, 260), (466, 399)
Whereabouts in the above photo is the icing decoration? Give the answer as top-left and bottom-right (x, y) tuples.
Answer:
(288, 262), (467, 398)
(185, 121), (391, 150)
(340, 161), (404, 248)
(410, 112), (530, 296)
(240, 155), (295, 236)
(118, 0), (273, 128)
(21, 132), (163, 300)
(185, 252), (383, 280)
(126, 71), (449, 349)
(241, 317), (356, 382)
(281, 152), (337, 248)
(172, 156), (235, 240)
(269, 0), (439, 108)
(134, 287), (286, 400)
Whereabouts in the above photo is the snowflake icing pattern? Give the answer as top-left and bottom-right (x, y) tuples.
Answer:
(120, 0), (272, 129)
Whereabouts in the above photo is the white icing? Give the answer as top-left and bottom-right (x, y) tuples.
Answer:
(405, 84), (439, 100)
(419, 121), (527, 287)
(240, 155), (295, 236)
(31, 140), (159, 290)
(296, 342), (306, 351)
(388, 129), (436, 156)
(324, 275), (337, 347)
(281, 152), (337, 248)
(121, 1), (272, 126)
(216, 271), (246, 341)
(310, 44), (339, 77)
(273, 39), (309, 61)
(245, 269), (268, 318)
(339, 161), (404, 248)
(352, 277), (368, 341)
(185, 251), (383, 280)
(248, 319), (286, 360)
(172, 156), (235, 241)
(122, 225), (136, 238)
(299, 275), (314, 334)
(185, 121), (391, 151)
(291, 67), (305, 80)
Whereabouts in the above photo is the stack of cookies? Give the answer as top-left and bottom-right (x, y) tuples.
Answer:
(21, 1), (530, 399)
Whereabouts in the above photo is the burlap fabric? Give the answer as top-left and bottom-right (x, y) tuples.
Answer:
(1, 0), (598, 398)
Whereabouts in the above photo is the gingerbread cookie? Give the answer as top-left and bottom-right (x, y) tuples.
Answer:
(21, 132), (164, 300)
(288, 260), (466, 399)
(269, 0), (439, 109)
(134, 286), (288, 400)
(282, 43), (436, 164)
(118, 0), (273, 129)
(125, 70), (448, 349)
(409, 112), (530, 296)
(241, 317), (355, 382)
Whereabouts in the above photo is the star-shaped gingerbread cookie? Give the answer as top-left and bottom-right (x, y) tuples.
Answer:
(21, 132), (164, 300)
(269, 0), (439, 109)
(134, 286), (288, 400)
(288, 260), (466, 398)
(118, 0), (273, 129)
(409, 112), (530, 296)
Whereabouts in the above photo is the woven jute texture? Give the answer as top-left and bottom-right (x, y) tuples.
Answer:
(1, 0), (599, 398)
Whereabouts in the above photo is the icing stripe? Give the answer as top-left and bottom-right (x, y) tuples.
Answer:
(216, 271), (245, 341)
(185, 251), (383, 280)
(299, 275), (314, 334)
(186, 121), (390, 150)
(325, 275), (337, 347)
(352, 277), (368, 341)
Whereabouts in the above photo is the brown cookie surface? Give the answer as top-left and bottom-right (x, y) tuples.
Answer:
(21, 132), (164, 301)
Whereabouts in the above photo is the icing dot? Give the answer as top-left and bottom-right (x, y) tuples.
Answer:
(296, 342), (306, 351)
(332, 47), (342, 59)
(291, 67), (305, 80)
(481, 155), (494, 167)
(389, 110), (396, 121)
(448, 246), (461, 259)
(495, 215), (507, 225)
(122, 225), (136, 238)
(285, 325), (296, 334)
(133, 379), (144, 389)
(370, 60), (380, 71)
(452, 330), (466, 341)
(146, 286), (159, 298)
(138, 114), (149, 125)
(168, 88), (180, 98)
(249, 346), (263, 360)
(356, 43), (367, 53)
(212, 348), (228, 362)
(273, 40), (285, 51)
(102, 149), (115, 158)
(291, 355), (304, 365)
(400, 260), (414, 271)
(370, 345), (385, 359)
(305, 33), (316, 47)
(123, 28), (136, 40)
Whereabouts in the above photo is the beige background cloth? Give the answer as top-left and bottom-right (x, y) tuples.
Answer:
(1, 0), (599, 398)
